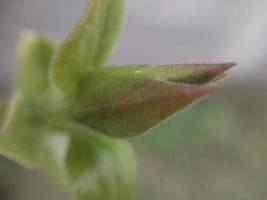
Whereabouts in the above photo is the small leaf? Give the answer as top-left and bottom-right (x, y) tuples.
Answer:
(0, 92), (41, 167)
(16, 30), (54, 94)
(0, 31), (55, 167)
(69, 66), (228, 137)
(39, 124), (136, 200)
(51, 0), (124, 94)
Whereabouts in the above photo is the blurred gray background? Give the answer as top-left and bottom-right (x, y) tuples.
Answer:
(0, 0), (267, 200)
(1, 0), (267, 92)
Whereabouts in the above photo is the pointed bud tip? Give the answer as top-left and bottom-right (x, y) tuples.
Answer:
(216, 62), (236, 71)
(212, 62), (236, 82)
(202, 62), (236, 73)
(199, 62), (236, 83)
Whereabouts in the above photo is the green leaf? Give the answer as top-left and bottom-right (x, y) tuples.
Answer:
(39, 123), (136, 200)
(16, 30), (54, 94)
(68, 65), (230, 137)
(0, 31), (55, 167)
(51, 0), (124, 94)
(0, 92), (42, 167)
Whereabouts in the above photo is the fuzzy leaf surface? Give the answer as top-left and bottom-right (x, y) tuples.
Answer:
(0, 92), (42, 167)
(51, 0), (123, 94)
(69, 66), (229, 137)
(16, 30), (54, 94)
(0, 32), (55, 167)
(109, 63), (235, 84)
(40, 124), (136, 200)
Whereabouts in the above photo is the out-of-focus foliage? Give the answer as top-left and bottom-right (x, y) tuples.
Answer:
(16, 31), (54, 94)
(0, 32), (55, 167)
(39, 126), (136, 200)
(51, 0), (124, 93)
(0, 30), (136, 200)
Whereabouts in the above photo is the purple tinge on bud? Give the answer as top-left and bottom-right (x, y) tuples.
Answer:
(72, 62), (237, 137)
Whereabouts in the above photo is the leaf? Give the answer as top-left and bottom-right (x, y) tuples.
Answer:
(51, 0), (124, 94)
(68, 64), (233, 137)
(0, 31), (55, 167)
(16, 30), (54, 94)
(0, 92), (42, 167)
(0, 95), (137, 199)
(39, 123), (136, 200)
